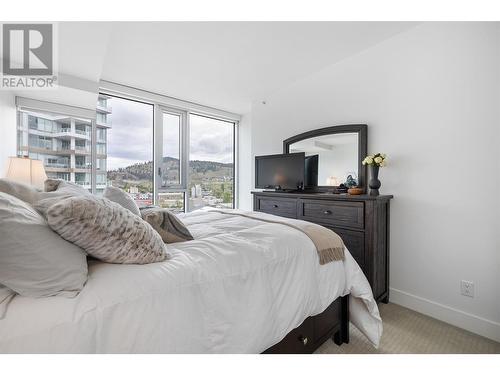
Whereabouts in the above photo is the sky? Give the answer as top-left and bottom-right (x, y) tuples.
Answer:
(106, 96), (234, 171)
(106, 97), (153, 170)
(189, 114), (234, 164)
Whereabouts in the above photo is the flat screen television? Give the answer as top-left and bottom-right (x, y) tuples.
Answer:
(255, 152), (305, 190)
(304, 154), (319, 187)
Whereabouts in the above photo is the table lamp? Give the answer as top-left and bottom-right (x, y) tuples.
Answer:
(4, 156), (47, 190)
(326, 176), (339, 186)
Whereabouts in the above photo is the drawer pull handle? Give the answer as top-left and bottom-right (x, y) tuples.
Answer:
(323, 210), (332, 215)
(273, 204), (279, 208)
(298, 336), (308, 346)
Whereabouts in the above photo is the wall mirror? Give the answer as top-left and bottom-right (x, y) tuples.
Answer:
(283, 124), (367, 191)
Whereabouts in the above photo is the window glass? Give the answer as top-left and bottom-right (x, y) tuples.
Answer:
(158, 192), (185, 213)
(101, 95), (154, 204)
(160, 112), (181, 186)
(18, 95), (237, 208)
(17, 110), (93, 192)
(188, 114), (235, 211)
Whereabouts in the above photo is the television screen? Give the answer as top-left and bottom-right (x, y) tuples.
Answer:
(304, 154), (319, 187)
(255, 152), (305, 190)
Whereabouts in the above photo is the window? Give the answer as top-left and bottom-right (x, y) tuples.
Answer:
(157, 192), (185, 212)
(96, 174), (107, 185)
(188, 114), (235, 211)
(28, 134), (52, 150)
(54, 172), (70, 181)
(160, 112), (181, 186)
(97, 128), (106, 142)
(28, 115), (56, 132)
(157, 109), (185, 212)
(16, 88), (239, 206)
(96, 143), (106, 155)
(97, 97), (107, 108)
(17, 106), (94, 192)
(75, 139), (90, 152)
(96, 158), (106, 171)
(102, 95), (154, 205)
(96, 112), (107, 125)
(155, 110), (235, 212)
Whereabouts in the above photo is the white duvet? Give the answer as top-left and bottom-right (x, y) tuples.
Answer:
(0, 209), (382, 353)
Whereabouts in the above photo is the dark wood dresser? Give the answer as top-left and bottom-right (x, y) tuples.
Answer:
(252, 191), (393, 303)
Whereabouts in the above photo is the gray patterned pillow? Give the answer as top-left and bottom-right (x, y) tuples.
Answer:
(46, 195), (168, 264)
(140, 207), (194, 244)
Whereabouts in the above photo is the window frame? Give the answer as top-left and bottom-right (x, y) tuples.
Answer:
(100, 81), (240, 211)
(98, 92), (155, 198)
(16, 83), (240, 210)
(156, 106), (188, 191)
(155, 105), (188, 211)
(187, 112), (237, 211)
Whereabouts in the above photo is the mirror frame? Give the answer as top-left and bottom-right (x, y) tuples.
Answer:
(283, 124), (368, 192)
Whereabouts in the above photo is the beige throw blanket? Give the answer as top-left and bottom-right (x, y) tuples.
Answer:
(210, 209), (345, 264)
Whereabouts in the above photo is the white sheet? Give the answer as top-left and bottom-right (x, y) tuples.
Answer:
(0, 209), (382, 353)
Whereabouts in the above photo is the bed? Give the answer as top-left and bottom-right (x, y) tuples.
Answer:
(0, 209), (382, 353)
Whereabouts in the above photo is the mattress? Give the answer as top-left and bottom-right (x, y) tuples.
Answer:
(0, 209), (382, 353)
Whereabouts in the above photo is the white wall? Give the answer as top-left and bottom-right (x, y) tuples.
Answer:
(239, 22), (500, 340)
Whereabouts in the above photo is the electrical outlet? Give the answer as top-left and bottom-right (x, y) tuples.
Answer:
(461, 280), (474, 298)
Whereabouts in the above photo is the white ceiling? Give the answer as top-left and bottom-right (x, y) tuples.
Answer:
(57, 22), (419, 114)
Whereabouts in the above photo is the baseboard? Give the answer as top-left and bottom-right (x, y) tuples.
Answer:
(389, 288), (500, 343)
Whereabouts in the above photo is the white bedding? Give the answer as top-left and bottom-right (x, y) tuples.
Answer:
(0, 209), (382, 353)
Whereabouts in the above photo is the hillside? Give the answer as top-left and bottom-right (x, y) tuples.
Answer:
(107, 157), (233, 182)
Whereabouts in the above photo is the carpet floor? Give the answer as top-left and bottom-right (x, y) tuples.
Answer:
(316, 303), (500, 354)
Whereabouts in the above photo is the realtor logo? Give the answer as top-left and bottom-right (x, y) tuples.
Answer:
(1, 23), (58, 89)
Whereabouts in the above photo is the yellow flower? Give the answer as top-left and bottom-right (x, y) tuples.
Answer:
(374, 156), (383, 164)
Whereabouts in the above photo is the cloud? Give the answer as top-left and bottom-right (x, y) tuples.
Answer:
(189, 115), (234, 163)
(106, 96), (154, 167)
(105, 98), (234, 168)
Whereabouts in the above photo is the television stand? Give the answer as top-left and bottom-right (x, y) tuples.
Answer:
(262, 189), (302, 193)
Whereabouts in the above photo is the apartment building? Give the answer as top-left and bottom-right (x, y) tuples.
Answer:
(17, 94), (112, 193)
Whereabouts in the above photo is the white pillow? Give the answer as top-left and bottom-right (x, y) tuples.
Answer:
(103, 186), (141, 216)
(34, 179), (90, 218)
(0, 178), (40, 205)
(0, 285), (16, 320)
(0, 192), (88, 298)
(47, 195), (168, 264)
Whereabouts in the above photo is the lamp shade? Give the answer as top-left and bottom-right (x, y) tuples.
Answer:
(326, 176), (339, 186)
(4, 157), (47, 189)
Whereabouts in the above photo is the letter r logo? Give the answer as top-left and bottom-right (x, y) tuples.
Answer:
(2, 24), (53, 76)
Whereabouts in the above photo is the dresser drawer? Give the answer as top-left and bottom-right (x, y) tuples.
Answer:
(298, 200), (364, 229)
(263, 316), (314, 354)
(255, 196), (297, 219)
(329, 227), (365, 270)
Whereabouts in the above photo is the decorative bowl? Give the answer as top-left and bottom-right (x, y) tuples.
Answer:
(347, 187), (364, 195)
